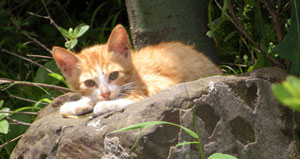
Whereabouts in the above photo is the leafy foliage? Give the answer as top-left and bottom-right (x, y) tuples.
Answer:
(58, 23), (90, 50)
(272, 76), (300, 111)
(0, 0), (127, 158)
(274, 0), (300, 76)
(208, 0), (291, 74)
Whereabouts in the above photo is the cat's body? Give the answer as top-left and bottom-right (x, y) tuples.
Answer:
(52, 25), (222, 117)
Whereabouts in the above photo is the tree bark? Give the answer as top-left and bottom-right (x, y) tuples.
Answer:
(125, 0), (219, 62)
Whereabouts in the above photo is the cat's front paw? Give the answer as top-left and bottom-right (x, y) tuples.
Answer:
(59, 97), (94, 117)
(93, 101), (115, 117)
(93, 99), (135, 117)
(60, 102), (80, 116)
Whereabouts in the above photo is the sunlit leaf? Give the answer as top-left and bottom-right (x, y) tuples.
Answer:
(48, 73), (69, 87)
(0, 120), (9, 134)
(0, 108), (10, 121)
(272, 76), (300, 112)
(74, 24), (89, 38)
(70, 39), (78, 49)
(208, 153), (237, 159)
(33, 98), (51, 108)
(111, 121), (198, 139)
(58, 26), (72, 39)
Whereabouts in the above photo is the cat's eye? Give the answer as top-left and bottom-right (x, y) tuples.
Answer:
(109, 71), (119, 81)
(84, 79), (96, 87)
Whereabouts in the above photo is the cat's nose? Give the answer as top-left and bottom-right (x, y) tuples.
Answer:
(101, 91), (111, 100)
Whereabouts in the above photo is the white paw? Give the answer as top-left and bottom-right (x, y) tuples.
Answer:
(93, 99), (134, 117)
(59, 102), (79, 116)
(59, 97), (94, 116)
(93, 101), (115, 117)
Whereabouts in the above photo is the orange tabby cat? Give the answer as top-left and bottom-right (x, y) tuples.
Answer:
(52, 24), (222, 117)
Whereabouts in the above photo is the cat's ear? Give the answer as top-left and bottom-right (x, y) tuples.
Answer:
(107, 24), (131, 58)
(52, 47), (80, 77)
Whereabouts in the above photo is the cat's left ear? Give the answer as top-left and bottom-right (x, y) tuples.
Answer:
(107, 24), (131, 58)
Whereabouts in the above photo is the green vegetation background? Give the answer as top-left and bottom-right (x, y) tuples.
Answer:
(0, 0), (298, 158)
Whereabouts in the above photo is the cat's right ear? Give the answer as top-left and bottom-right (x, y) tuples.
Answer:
(52, 47), (80, 77)
(107, 24), (131, 58)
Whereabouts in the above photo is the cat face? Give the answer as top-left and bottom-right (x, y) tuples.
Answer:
(53, 25), (134, 101)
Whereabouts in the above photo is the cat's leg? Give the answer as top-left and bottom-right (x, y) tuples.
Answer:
(93, 99), (135, 117)
(60, 96), (95, 116)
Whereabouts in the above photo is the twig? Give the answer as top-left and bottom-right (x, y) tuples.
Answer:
(0, 134), (24, 149)
(10, 17), (52, 54)
(0, 78), (71, 92)
(9, 94), (48, 105)
(259, 0), (283, 42)
(6, 117), (31, 126)
(26, 54), (53, 59)
(220, 62), (248, 67)
(0, 110), (38, 115)
(213, 0), (285, 68)
(1, 49), (54, 73)
(40, 0), (68, 42)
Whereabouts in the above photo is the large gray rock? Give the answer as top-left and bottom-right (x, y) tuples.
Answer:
(11, 67), (299, 159)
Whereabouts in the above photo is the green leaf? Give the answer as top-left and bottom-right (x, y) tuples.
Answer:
(111, 121), (169, 133)
(221, 0), (228, 18)
(0, 100), (3, 109)
(274, 0), (300, 76)
(34, 60), (60, 85)
(48, 73), (69, 87)
(33, 98), (51, 108)
(70, 39), (78, 49)
(208, 153), (237, 159)
(12, 106), (41, 115)
(176, 141), (199, 147)
(219, 65), (238, 75)
(224, 31), (237, 42)
(68, 28), (75, 38)
(251, 52), (265, 71)
(74, 24), (89, 38)
(58, 26), (72, 39)
(272, 76), (300, 112)
(111, 121), (198, 139)
(0, 108), (10, 121)
(0, 120), (9, 134)
(206, 30), (214, 38)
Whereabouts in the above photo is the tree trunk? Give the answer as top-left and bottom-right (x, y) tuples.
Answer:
(125, 0), (219, 62)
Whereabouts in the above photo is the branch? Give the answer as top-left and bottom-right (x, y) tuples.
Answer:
(0, 78), (71, 92)
(0, 134), (24, 149)
(6, 117), (31, 126)
(10, 17), (52, 54)
(27, 0), (68, 42)
(213, 0), (284, 68)
(0, 110), (38, 115)
(9, 94), (48, 105)
(259, 0), (283, 42)
(26, 54), (52, 59)
(1, 49), (53, 73)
